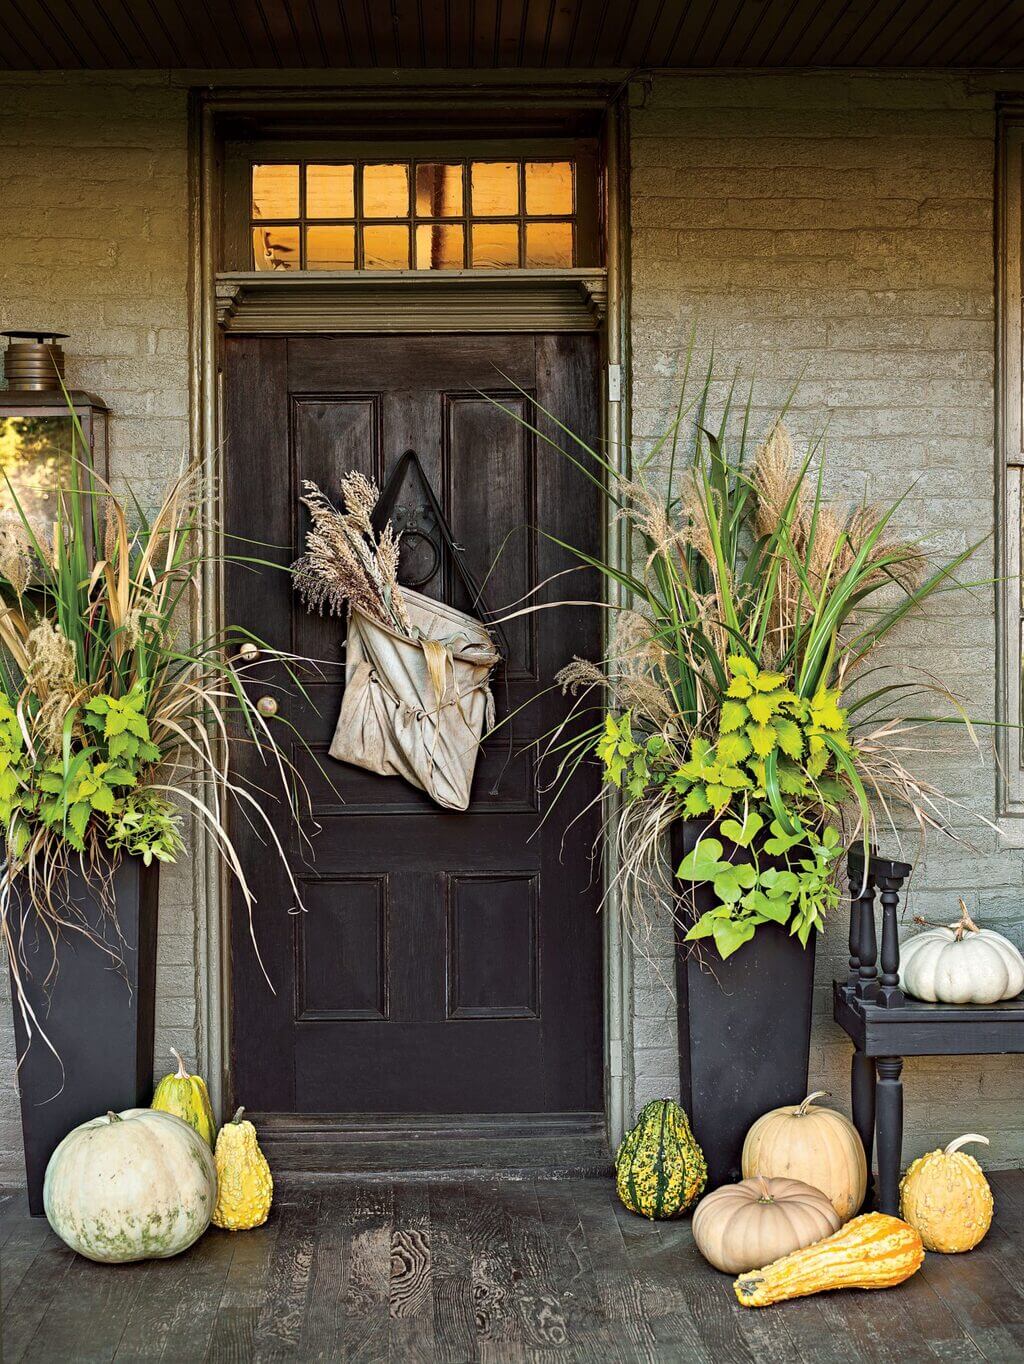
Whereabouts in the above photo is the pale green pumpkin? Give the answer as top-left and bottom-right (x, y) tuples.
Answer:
(44, 1108), (216, 1263)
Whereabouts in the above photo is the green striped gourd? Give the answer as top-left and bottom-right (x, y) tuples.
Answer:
(615, 1099), (707, 1219)
(151, 1049), (217, 1148)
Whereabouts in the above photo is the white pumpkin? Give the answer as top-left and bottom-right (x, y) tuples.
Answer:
(44, 1108), (217, 1263)
(901, 901), (1024, 1005)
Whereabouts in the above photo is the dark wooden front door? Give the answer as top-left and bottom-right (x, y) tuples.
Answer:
(225, 334), (602, 1115)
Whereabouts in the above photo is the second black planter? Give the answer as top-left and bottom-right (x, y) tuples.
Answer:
(671, 818), (817, 1189)
(7, 857), (159, 1215)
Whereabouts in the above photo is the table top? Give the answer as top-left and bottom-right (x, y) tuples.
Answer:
(833, 979), (1024, 1056)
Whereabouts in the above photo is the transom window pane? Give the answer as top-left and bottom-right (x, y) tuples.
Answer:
(470, 161), (519, 216)
(253, 224), (300, 271)
(525, 220), (574, 268)
(307, 164), (355, 218)
(416, 223), (464, 269)
(471, 223), (519, 268)
(363, 224), (410, 269)
(252, 164), (299, 219)
(415, 163), (463, 217)
(363, 164), (410, 218)
(307, 225), (356, 270)
(249, 156), (580, 270)
(525, 161), (573, 215)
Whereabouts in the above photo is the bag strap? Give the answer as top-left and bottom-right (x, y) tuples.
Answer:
(371, 449), (510, 660)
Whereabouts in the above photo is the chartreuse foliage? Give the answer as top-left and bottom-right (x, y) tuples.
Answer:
(0, 686), (182, 866)
(599, 656), (847, 957)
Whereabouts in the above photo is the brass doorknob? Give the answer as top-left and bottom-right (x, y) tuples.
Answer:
(238, 641), (260, 663)
(257, 696), (278, 717)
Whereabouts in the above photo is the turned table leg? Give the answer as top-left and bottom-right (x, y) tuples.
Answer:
(851, 1048), (876, 1206)
(875, 1056), (904, 1216)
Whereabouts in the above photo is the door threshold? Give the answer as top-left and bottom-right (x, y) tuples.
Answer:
(248, 1111), (612, 1185)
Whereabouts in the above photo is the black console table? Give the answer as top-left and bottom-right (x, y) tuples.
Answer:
(833, 848), (1024, 1215)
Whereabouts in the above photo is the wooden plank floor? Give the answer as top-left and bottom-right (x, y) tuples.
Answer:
(2, 1172), (1023, 1362)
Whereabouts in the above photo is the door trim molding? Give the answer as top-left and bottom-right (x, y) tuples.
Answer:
(192, 85), (633, 1146)
(215, 268), (608, 334)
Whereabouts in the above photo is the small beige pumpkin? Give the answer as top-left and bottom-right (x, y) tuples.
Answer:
(692, 1174), (841, 1274)
(742, 1090), (867, 1222)
(899, 1133), (994, 1253)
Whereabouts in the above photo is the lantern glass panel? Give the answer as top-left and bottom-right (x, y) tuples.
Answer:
(0, 414), (75, 545)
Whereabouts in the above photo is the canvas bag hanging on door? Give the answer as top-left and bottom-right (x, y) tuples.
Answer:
(329, 453), (503, 811)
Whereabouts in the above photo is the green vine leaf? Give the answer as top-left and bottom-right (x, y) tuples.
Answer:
(713, 918), (757, 959)
(719, 700), (747, 733)
(727, 654), (757, 681)
(712, 863), (757, 903)
(676, 837), (729, 882)
(747, 722), (777, 757)
(719, 809), (763, 848)
(774, 717), (804, 759)
(682, 786), (711, 817)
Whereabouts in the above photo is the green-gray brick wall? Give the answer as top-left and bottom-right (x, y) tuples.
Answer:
(628, 72), (1023, 1168)
(0, 73), (195, 1183)
(0, 69), (1020, 1183)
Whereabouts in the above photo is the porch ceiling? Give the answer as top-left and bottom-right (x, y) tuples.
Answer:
(1, 1), (1023, 73)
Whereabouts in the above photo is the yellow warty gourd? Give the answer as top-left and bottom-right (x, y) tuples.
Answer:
(899, 1133), (994, 1253)
(212, 1108), (273, 1231)
(734, 1212), (924, 1307)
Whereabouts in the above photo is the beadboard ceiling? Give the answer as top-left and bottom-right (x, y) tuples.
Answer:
(1, 0), (1023, 72)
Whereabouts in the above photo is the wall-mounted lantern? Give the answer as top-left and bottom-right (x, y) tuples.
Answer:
(0, 331), (109, 546)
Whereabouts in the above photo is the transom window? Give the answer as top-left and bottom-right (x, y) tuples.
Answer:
(250, 158), (577, 271)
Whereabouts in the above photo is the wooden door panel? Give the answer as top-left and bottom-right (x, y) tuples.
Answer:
(446, 392), (536, 679)
(291, 395), (382, 664)
(226, 332), (602, 1116)
(296, 876), (388, 1021)
(286, 334), (536, 391)
(448, 873), (539, 1019)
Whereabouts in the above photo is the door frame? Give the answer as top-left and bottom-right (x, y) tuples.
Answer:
(189, 80), (633, 1144)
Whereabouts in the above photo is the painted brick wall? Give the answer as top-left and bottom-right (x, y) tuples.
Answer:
(627, 73), (1024, 1168)
(0, 67), (1019, 1184)
(0, 73), (193, 1184)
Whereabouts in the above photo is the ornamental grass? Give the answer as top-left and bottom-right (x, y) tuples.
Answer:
(0, 402), (307, 1052)
(490, 352), (989, 961)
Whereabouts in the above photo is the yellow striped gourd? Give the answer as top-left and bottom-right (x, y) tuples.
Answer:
(734, 1212), (924, 1307)
(151, 1049), (216, 1149)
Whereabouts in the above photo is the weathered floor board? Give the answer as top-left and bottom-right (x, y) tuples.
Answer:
(1, 1171), (1023, 1362)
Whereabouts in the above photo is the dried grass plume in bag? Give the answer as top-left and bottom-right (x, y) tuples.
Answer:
(292, 473), (500, 810)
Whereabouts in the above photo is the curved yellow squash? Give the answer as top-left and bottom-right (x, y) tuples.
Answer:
(734, 1212), (924, 1307)
(151, 1049), (216, 1149)
(212, 1108), (273, 1231)
(900, 1133), (994, 1253)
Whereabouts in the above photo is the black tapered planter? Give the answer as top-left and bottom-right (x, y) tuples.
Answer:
(671, 818), (816, 1190)
(7, 857), (158, 1215)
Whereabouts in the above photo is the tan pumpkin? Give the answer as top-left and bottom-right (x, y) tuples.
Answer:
(692, 1175), (841, 1274)
(742, 1090), (867, 1222)
(899, 1133), (994, 1253)
(734, 1212), (924, 1307)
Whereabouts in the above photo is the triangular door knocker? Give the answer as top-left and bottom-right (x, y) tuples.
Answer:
(371, 450), (508, 659)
